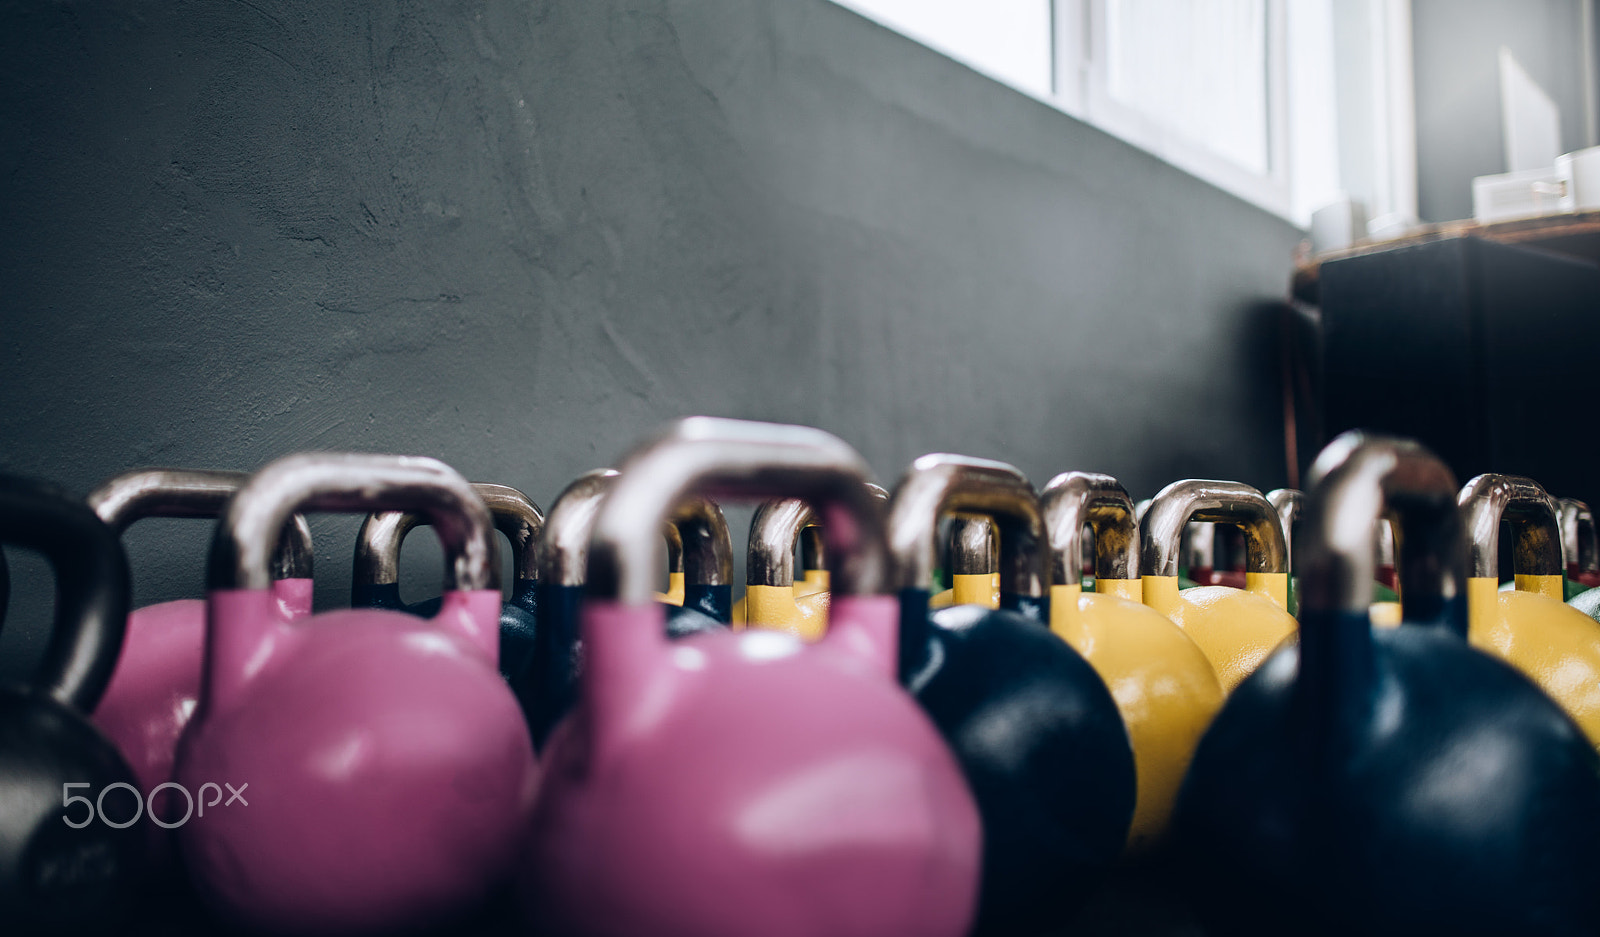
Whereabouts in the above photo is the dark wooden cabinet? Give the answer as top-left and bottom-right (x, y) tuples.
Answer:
(1318, 235), (1600, 508)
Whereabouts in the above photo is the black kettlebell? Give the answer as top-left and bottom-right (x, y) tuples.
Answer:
(1173, 432), (1600, 936)
(889, 454), (1135, 937)
(521, 469), (730, 748)
(352, 482), (544, 681)
(0, 473), (143, 935)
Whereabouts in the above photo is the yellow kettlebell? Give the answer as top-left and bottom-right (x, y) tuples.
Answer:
(1141, 480), (1295, 694)
(794, 525), (831, 598)
(739, 498), (830, 640)
(930, 515), (1001, 609)
(734, 483), (882, 627)
(1043, 471), (1223, 855)
(1459, 474), (1600, 748)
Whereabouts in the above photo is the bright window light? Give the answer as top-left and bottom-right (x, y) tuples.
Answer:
(827, 0), (1417, 229)
(1105, 0), (1269, 174)
(832, 0), (1054, 98)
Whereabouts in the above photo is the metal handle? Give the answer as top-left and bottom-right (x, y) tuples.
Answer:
(663, 519), (683, 575)
(1560, 498), (1599, 576)
(0, 473), (131, 713)
(886, 453), (1046, 599)
(1141, 480), (1287, 578)
(353, 482), (543, 589)
(89, 468), (314, 579)
(1267, 488), (1303, 573)
(669, 496), (732, 587)
(948, 516), (993, 577)
(588, 418), (887, 603)
(1042, 472), (1139, 584)
(1457, 475), (1563, 578)
(748, 499), (818, 588)
(209, 454), (497, 593)
(755, 483), (885, 586)
(1301, 432), (1464, 622)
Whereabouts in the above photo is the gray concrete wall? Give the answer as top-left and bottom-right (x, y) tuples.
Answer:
(0, 0), (1301, 678)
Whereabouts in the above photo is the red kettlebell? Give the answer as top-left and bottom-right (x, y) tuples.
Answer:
(87, 469), (313, 862)
(520, 418), (981, 937)
(175, 454), (537, 935)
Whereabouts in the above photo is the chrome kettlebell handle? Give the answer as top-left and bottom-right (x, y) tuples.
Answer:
(1042, 472), (1139, 584)
(1300, 432), (1465, 621)
(886, 454), (1047, 599)
(589, 418), (887, 603)
(1141, 480), (1286, 578)
(354, 483), (544, 589)
(89, 468), (314, 579)
(210, 454), (497, 593)
(669, 496), (733, 587)
(748, 499), (818, 588)
(1458, 475), (1563, 579)
(948, 516), (993, 578)
(663, 518), (683, 575)
(1267, 488), (1303, 573)
(1559, 498), (1599, 576)
(540, 469), (620, 587)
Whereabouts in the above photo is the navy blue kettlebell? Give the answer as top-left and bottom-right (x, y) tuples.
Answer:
(522, 469), (730, 748)
(353, 482), (544, 681)
(889, 454), (1134, 937)
(1173, 432), (1600, 936)
(0, 473), (144, 936)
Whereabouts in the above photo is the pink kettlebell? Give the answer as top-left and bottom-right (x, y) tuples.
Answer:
(174, 454), (538, 935)
(520, 417), (981, 937)
(88, 469), (313, 850)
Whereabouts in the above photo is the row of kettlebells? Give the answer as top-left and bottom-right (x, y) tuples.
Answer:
(4, 419), (1600, 937)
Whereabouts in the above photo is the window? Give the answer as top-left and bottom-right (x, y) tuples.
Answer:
(831, 0), (1418, 229)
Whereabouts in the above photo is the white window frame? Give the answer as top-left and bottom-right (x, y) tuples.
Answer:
(830, 0), (1420, 230)
(1054, 0), (1292, 219)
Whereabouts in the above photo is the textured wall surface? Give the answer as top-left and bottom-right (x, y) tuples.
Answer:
(0, 0), (1301, 677)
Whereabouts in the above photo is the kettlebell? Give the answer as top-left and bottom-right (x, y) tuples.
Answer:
(519, 418), (980, 937)
(352, 482), (543, 680)
(1041, 471), (1223, 855)
(1183, 521), (1218, 586)
(891, 454), (1134, 937)
(930, 515), (1001, 609)
(741, 498), (830, 639)
(796, 524), (829, 596)
(174, 454), (538, 935)
(1137, 500), (1199, 591)
(87, 469), (313, 850)
(1173, 432), (1600, 936)
(1271, 487), (1398, 618)
(0, 473), (142, 936)
(1267, 488), (1302, 615)
(1141, 480), (1295, 693)
(1457, 474), (1600, 748)
(521, 469), (729, 749)
(734, 483), (885, 627)
(1559, 497), (1600, 593)
(656, 518), (686, 605)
